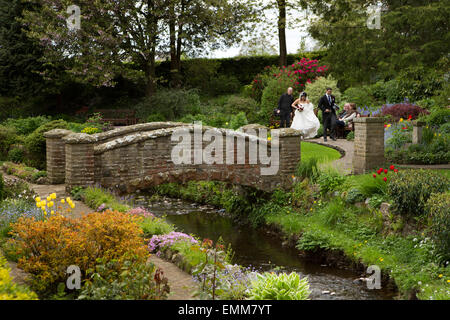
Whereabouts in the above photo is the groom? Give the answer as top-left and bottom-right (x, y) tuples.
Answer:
(318, 87), (337, 141)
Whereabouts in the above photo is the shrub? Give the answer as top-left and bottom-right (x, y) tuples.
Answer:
(305, 75), (342, 107)
(78, 259), (169, 300)
(248, 272), (310, 300)
(229, 112), (248, 130)
(346, 131), (354, 141)
(209, 74), (241, 95)
(134, 88), (201, 121)
(24, 119), (69, 169)
(0, 172), (4, 201)
(396, 65), (444, 102)
(424, 108), (450, 127)
(148, 232), (198, 255)
(380, 103), (429, 121)
(8, 211), (148, 294)
(7, 147), (24, 163)
(146, 113), (166, 122)
(223, 95), (259, 123)
(425, 192), (450, 262)
(358, 170), (391, 197)
(345, 188), (365, 204)
(139, 217), (175, 238)
(260, 76), (293, 123)
(0, 125), (17, 160)
(83, 187), (130, 213)
(2, 116), (51, 135)
(81, 126), (101, 134)
(0, 199), (44, 239)
(439, 122), (450, 134)
(316, 169), (346, 195)
(184, 59), (220, 92)
(388, 170), (450, 217)
(31, 171), (47, 183)
(0, 254), (38, 300)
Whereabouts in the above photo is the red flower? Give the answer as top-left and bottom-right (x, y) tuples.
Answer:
(373, 174), (377, 178)
(394, 169), (398, 173)
(384, 169), (388, 174)
(383, 177), (387, 182)
(389, 165), (395, 170)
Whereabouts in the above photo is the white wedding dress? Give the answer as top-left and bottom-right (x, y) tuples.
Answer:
(290, 102), (320, 139)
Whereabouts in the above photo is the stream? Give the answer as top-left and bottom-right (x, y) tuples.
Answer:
(134, 195), (395, 300)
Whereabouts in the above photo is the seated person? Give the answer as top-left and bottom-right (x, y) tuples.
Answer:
(336, 103), (357, 127)
(338, 103), (350, 118)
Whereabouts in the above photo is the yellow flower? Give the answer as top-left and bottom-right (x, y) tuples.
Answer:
(51, 193), (56, 199)
(46, 196), (51, 202)
(364, 240), (367, 243)
(386, 124), (391, 128)
(66, 197), (71, 202)
(48, 201), (54, 208)
(50, 210), (55, 215)
(447, 280), (450, 283)
(61, 199), (65, 204)
(36, 202), (41, 208)
(267, 137), (272, 141)
(399, 118), (403, 122)
(438, 274), (443, 278)
(379, 257), (384, 262)
(35, 197), (41, 203)
(70, 203), (75, 209)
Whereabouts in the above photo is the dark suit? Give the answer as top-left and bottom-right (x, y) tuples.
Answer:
(278, 93), (294, 128)
(318, 94), (337, 139)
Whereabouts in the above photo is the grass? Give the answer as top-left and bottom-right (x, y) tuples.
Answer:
(265, 200), (450, 300)
(301, 142), (341, 164)
(83, 187), (130, 213)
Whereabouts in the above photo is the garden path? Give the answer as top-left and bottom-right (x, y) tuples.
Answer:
(148, 255), (198, 300)
(307, 138), (354, 174)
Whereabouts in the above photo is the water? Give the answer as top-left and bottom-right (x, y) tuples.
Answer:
(134, 196), (396, 300)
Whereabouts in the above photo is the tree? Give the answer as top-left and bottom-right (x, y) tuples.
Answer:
(163, 0), (255, 87)
(299, 0), (450, 88)
(21, 0), (167, 97)
(0, 0), (45, 97)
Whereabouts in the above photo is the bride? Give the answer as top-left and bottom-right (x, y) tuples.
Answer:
(290, 92), (320, 139)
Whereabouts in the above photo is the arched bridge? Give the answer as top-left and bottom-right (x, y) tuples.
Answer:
(45, 122), (303, 193)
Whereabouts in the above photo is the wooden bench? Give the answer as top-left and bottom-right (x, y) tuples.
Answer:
(95, 109), (138, 126)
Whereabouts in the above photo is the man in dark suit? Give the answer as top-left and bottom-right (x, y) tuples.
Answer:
(318, 87), (338, 141)
(277, 87), (294, 128)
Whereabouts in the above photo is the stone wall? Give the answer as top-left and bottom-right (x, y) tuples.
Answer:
(353, 117), (385, 174)
(46, 124), (302, 193)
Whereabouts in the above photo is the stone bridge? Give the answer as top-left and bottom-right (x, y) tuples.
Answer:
(45, 122), (303, 193)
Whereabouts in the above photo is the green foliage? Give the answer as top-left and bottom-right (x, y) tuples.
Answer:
(425, 192), (450, 263)
(346, 131), (354, 141)
(0, 172), (4, 201)
(83, 187), (130, 213)
(296, 157), (319, 181)
(7, 147), (25, 163)
(70, 186), (85, 201)
(223, 95), (259, 123)
(291, 179), (314, 210)
(317, 198), (351, 227)
(248, 272), (310, 300)
(316, 169), (346, 195)
(0, 125), (17, 160)
(357, 173), (389, 198)
(423, 108), (450, 127)
(388, 170), (450, 217)
(79, 259), (170, 300)
(208, 74), (241, 96)
(396, 66), (444, 102)
(24, 119), (69, 169)
(2, 116), (51, 135)
(146, 113), (166, 122)
(139, 217), (175, 238)
(304, 75), (342, 106)
(0, 254), (38, 300)
(344, 188), (365, 204)
(228, 112), (248, 130)
(134, 88), (201, 121)
(260, 76), (293, 123)
(184, 59), (220, 92)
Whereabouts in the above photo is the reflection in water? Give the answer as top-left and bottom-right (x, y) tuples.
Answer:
(134, 196), (395, 300)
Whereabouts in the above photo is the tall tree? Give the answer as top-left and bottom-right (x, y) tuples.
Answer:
(163, 0), (254, 87)
(277, 0), (288, 66)
(299, 0), (450, 87)
(0, 0), (45, 97)
(21, 0), (167, 97)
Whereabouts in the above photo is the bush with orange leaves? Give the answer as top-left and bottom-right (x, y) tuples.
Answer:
(7, 210), (148, 294)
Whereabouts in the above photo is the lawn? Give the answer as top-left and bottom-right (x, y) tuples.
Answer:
(301, 142), (341, 164)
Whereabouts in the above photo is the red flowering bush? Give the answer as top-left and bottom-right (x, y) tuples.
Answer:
(251, 58), (328, 101)
(380, 103), (429, 121)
